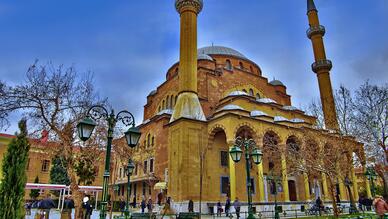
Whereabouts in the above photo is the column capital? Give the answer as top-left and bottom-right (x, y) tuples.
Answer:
(175, 0), (203, 14)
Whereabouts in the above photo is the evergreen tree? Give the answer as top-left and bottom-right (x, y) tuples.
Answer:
(50, 156), (70, 196)
(0, 120), (30, 219)
(29, 176), (40, 200)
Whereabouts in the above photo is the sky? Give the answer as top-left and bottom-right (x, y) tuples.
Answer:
(0, 0), (387, 134)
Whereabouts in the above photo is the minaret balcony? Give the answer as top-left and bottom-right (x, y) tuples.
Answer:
(312, 59), (332, 73)
(306, 25), (326, 39)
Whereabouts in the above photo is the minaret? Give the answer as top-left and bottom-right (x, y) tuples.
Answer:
(171, 0), (205, 122)
(306, 0), (339, 130)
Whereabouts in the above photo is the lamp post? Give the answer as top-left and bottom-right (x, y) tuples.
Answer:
(77, 106), (141, 219)
(344, 176), (357, 214)
(267, 170), (281, 219)
(124, 159), (135, 219)
(229, 136), (263, 219)
(364, 167), (377, 197)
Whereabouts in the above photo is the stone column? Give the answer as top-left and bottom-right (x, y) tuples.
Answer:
(351, 166), (359, 201)
(228, 140), (236, 200)
(281, 153), (290, 202)
(303, 173), (311, 201)
(363, 165), (372, 198)
(321, 173), (329, 201)
(257, 161), (265, 202)
(338, 177), (347, 201)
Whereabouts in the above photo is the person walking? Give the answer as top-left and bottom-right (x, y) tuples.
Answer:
(132, 196), (137, 208)
(316, 196), (323, 216)
(233, 197), (241, 219)
(216, 201), (222, 217)
(82, 195), (93, 219)
(141, 196), (146, 213)
(225, 196), (231, 217)
(25, 201), (32, 216)
(188, 199), (194, 213)
(372, 195), (388, 219)
(61, 195), (74, 219)
(147, 197), (153, 213)
(119, 197), (126, 215)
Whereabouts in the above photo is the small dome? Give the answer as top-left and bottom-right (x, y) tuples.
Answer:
(256, 98), (277, 104)
(290, 118), (305, 123)
(274, 116), (289, 122)
(218, 104), (244, 111)
(250, 110), (268, 117)
(197, 54), (214, 61)
(282, 105), (299, 111)
(269, 80), (285, 86)
(148, 90), (157, 96)
(198, 46), (247, 60)
(227, 91), (249, 97)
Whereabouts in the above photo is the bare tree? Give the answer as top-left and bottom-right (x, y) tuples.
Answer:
(353, 81), (388, 195)
(0, 61), (106, 217)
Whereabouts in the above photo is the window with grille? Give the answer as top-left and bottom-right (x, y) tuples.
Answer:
(221, 176), (230, 195)
(220, 151), (228, 167)
(41, 160), (50, 172)
(150, 159), (154, 173)
(143, 160), (148, 174)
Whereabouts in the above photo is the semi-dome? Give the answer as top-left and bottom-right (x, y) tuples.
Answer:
(269, 80), (285, 86)
(198, 46), (247, 60)
(227, 90), (248, 97)
(197, 54), (214, 61)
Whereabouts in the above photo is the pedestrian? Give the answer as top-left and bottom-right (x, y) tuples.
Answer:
(316, 196), (323, 216)
(188, 199), (194, 213)
(40, 194), (56, 219)
(216, 200), (222, 216)
(147, 197), (153, 213)
(372, 195), (388, 219)
(61, 195), (74, 219)
(119, 197), (126, 215)
(141, 196), (146, 213)
(225, 196), (231, 217)
(233, 197), (241, 219)
(82, 195), (93, 219)
(25, 201), (32, 216)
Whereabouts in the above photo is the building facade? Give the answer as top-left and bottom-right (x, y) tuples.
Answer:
(112, 0), (371, 212)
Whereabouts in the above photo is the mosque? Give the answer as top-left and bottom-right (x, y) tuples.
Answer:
(113, 0), (370, 213)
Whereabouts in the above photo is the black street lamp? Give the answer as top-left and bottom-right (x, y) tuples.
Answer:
(267, 170), (281, 219)
(229, 136), (262, 219)
(364, 167), (377, 197)
(124, 159), (135, 219)
(77, 106), (141, 219)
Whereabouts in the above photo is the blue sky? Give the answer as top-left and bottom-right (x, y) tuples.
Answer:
(1, 0), (387, 133)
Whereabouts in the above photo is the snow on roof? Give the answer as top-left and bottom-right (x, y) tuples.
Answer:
(250, 110), (268, 117)
(274, 116), (289, 122)
(256, 98), (277, 104)
(227, 91), (249, 97)
(218, 104), (245, 111)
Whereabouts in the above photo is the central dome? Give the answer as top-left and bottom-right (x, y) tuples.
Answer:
(198, 46), (247, 59)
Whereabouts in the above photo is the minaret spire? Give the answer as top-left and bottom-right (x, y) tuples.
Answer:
(170, 0), (205, 122)
(307, 0), (317, 13)
(306, 0), (339, 130)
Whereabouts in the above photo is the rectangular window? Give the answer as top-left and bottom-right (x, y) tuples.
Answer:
(41, 160), (50, 172)
(220, 151), (228, 167)
(221, 176), (230, 195)
(134, 183), (137, 196)
(119, 167), (122, 178)
(121, 185), (125, 196)
(135, 164), (138, 175)
(143, 160), (148, 174)
(150, 159), (154, 173)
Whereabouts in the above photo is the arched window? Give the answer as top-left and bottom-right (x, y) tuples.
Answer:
(162, 100), (165, 110)
(147, 134), (150, 147)
(249, 89), (254, 96)
(256, 93), (261, 99)
(169, 95), (173, 109)
(239, 62), (244, 69)
(158, 106), (161, 112)
(175, 96), (178, 105)
(225, 60), (232, 70)
(151, 136), (154, 146)
(166, 96), (170, 109)
(250, 66), (253, 73)
(175, 68), (179, 75)
(242, 89), (247, 93)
